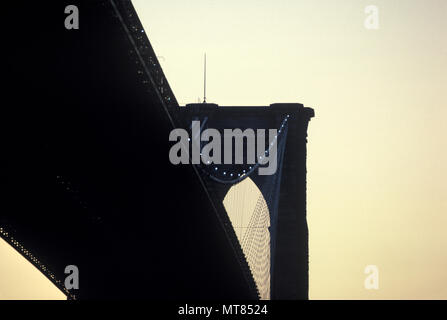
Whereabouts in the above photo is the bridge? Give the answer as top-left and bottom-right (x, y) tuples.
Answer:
(1, 0), (313, 299)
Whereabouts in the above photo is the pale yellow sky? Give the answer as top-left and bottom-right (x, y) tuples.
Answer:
(132, 0), (447, 299)
(0, 0), (445, 300)
(0, 238), (65, 300)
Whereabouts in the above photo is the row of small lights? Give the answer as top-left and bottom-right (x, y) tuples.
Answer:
(129, 20), (173, 104)
(198, 115), (290, 179)
(0, 227), (73, 298)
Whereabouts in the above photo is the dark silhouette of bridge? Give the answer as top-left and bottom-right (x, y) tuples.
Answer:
(1, 0), (313, 299)
(175, 103), (314, 299)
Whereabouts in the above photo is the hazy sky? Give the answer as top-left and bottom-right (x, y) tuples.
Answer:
(0, 238), (65, 300)
(0, 0), (445, 300)
(132, 0), (447, 299)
